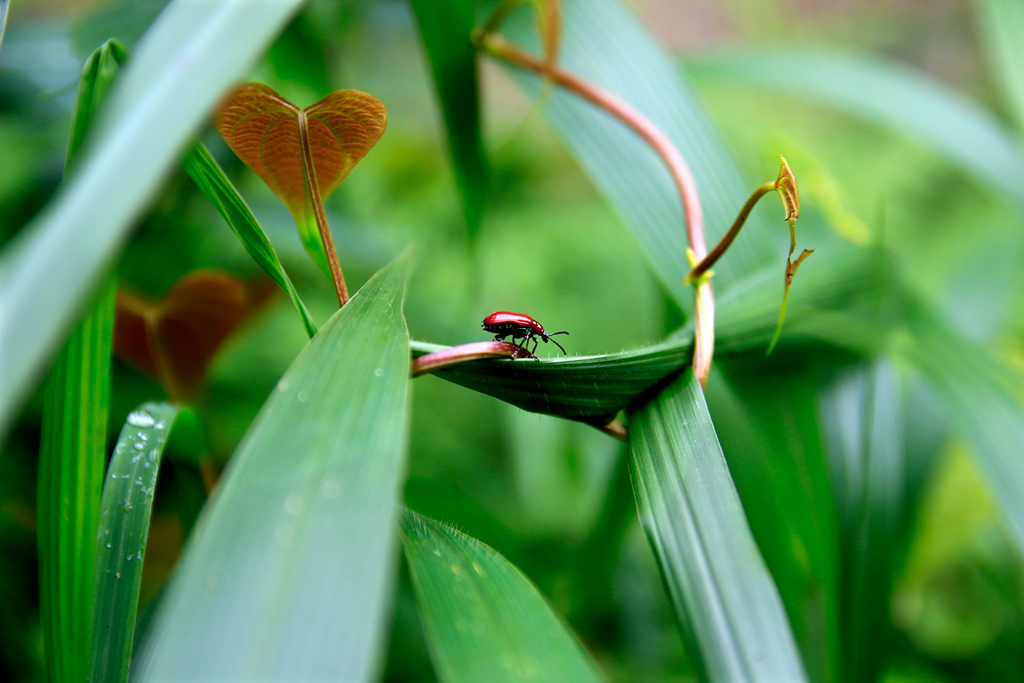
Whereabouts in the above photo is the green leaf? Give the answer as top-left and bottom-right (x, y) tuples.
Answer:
(704, 366), (840, 683)
(0, 0), (303, 436)
(628, 370), (807, 681)
(976, 0), (1024, 132)
(183, 143), (318, 338)
(409, 0), (486, 236)
(412, 241), (886, 424)
(502, 0), (779, 309)
(66, 40), (127, 164)
(401, 510), (605, 683)
(688, 50), (1024, 214)
(135, 255), (412, 680)
(819, 362), (905, 683)
(901, 298), (1024, 554)
(412, 335), (691, 425)
(90, 402), (181, 683)
(38, 277), (116, 683)
(37, 39), (123, 683)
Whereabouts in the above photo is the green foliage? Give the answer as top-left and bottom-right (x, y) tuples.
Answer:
(401, 510), (604, 683)
(689, 51), (1024, 213)
(901, 298), (1024, 550)
(135, 257), (411, 679)
(0, 0), (302, 434)
(705, 365), (841, 682)
(976, 0), (1024, 132)
(409, 0), (487, 236)
(90, 402), (181, 683)
(502, 0), (779, 306)
(3, 0), (1024, 682)
(183, 143), (318, 337)
(37, 40), (122, 683)
(629, 370), (808, 681)
(37, 284), (114, 683)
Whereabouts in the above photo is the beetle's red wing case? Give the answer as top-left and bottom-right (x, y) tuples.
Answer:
(482, 311), (543, 333)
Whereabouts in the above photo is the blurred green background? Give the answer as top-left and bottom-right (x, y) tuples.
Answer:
(2, 0), (1022, 681)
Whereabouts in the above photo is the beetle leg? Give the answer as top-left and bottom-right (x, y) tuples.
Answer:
(515, 330), (533, 360)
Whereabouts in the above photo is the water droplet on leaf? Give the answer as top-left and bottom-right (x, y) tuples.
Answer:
(127, 410), (155, 428)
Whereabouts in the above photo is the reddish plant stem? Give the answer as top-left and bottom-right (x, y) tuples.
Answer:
(411, 341), (529, 377)
(480, 34), (715, 386)
(298, 111), (349, 307)
(482, 35), (706, 258)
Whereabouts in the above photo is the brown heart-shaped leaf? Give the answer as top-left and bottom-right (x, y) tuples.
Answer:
(114, 271), (274, 401)
(217, 83), (387, 218)
(216, 83), (387, 293)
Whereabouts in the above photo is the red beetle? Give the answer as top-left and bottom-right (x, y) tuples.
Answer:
(482, 311), (568, 358)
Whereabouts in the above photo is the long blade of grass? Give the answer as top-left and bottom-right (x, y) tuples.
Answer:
(704, 366), (840, 683)
(0, 0), (303, 436)
(627, 369), (807, 681)
(183, 143), (318, 337)
(135, 255), (412, 681)
(401, 510), (605, 683)
(37, 39), (123, 683)
(975, 0), (1024, 133)
(38, 278), (116, 683)
(409, 0), (486, 236)
(90, 402), (181, 683)
(502, 0), (778, 308)
(819, 362), (905, 683)
(689, 50), (1024, 213)
(901, 298), (1024, 554)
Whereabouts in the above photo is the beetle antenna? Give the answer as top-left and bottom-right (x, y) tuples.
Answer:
(545, 332), (568, 356)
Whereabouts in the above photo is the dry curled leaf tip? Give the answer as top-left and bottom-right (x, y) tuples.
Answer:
(775, 155), (800, 224)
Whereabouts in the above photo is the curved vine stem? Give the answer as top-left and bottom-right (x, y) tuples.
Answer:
(478, 32), (715, 386)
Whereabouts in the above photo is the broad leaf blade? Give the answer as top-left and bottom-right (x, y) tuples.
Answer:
(503, 0), (778, 308)
(0, 0), (303, 435)
(628, 370), (807, 682)
(401, 511), (604, 683)
(184, 143), (318, 337)
(135, 256), (412, 680)
(409, 0), (486, 235)
(705, 366), (840, 683)
(90, 402), (181, 683)
(690, 50), (1024, 213)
